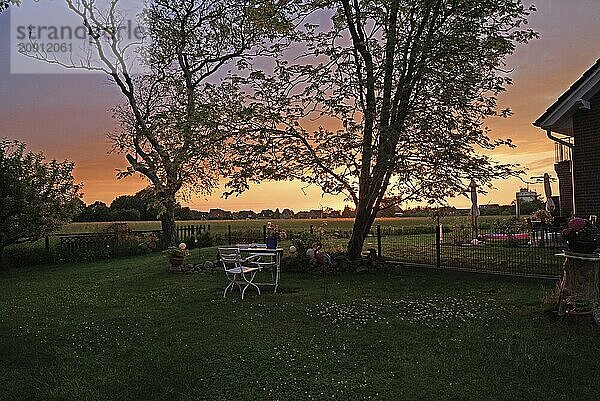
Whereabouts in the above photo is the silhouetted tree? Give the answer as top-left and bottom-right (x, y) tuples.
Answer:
(0, 138), (82, 267)
(232, 0), (536, 258)
(25, 0), (300, 246)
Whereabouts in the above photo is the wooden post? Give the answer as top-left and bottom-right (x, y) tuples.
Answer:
(310, 225), (314, 234)
(435, 224), (442, 269)
(376, 225), (382, 257)
(228, 225), (232, 245)
(263, 225), (267, 243)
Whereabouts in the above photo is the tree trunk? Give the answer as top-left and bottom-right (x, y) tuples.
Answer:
(347, 205), (377, 259)
(160, 199), (178, 247)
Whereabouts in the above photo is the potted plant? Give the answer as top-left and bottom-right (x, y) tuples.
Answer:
(162, 243), (190, 272)
(562, 218), (599, 254)
(266, 222), (286, 249)
(531, 209), (553, 226)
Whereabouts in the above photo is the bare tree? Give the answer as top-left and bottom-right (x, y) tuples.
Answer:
(227, 0), (537, 258)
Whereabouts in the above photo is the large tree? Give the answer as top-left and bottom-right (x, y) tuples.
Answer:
(0, 138), (82, 267)
(24, 0), (298, 245)
(228, 0), (537, 258)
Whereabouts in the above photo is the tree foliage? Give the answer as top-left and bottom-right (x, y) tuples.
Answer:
(228, 0), (537, 257)
(0, 138), (82, 265)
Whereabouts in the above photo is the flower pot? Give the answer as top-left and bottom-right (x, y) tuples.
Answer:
(567, 239), (597, 254)
(565, 309), (593, 323)
(265, 238), (277, 249)
(169, 256), (185, 272)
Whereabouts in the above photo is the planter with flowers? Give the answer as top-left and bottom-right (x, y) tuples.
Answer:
(562, 218), (599, 255)
(162, 243), (190, 272)
(266, 222), (286, 249)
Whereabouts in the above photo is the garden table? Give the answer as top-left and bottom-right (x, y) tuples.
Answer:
(555, 252), (600, 319)
(240, 248), (284, 293)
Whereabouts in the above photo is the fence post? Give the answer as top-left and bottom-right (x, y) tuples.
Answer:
(263, 225), (267, 243)
(228, 225), (232, 245)
(208, 224), (211, 231)
(310, 225), (314, 234)
(377, 225), (382, 257)
(435, 223), (441, 269)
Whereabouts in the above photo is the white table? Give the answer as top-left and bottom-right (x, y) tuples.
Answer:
(240, 248), (284, 293)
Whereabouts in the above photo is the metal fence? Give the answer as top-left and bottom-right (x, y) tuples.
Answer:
(6, 221), (568, 278)
(371, 224), (565, 278)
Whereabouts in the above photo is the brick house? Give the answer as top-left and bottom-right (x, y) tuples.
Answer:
(534, 58), (600, 219)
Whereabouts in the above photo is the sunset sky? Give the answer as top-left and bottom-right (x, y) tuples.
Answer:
(1, 0), (600, 212)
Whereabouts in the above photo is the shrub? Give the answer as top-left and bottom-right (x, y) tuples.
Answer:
(291, 231), (321, 256)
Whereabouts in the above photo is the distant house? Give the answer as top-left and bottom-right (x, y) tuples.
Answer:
(341, 206), (356, 218)
(237, 210), (257, 220)
(308, 209), (323, 219)
(281, 208), (295, 219)
(258, 209), (275, 219)
(534, 58), (600, 218)
(327, 210), (342, 218)
(295, 211), (310, 219)
(515, 188), (538, 204)
(208, 208), (227, 219)
(376, 205), (403, 218)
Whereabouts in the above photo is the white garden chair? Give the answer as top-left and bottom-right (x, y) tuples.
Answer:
(219, 247), (262, 300)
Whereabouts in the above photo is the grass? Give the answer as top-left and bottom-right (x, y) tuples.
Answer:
(1, 249), (599, 400)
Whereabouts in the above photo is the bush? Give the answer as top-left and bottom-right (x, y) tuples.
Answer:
(2, 240), (56, 268)
(196, 232), (213, 248)
(182, 232), (213, 250)
(137, 233), (160, 254)
(282, 255), (312, 272)
(290, 231), (321, 256)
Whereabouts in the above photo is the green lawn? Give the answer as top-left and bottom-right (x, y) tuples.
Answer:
(1, 249), (598, 400)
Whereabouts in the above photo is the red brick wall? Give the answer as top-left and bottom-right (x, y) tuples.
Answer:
(554, 160), (572, 217)
(572, 91), (600, 218)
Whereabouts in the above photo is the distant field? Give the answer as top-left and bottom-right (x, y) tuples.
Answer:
(59, 216), (514, 234)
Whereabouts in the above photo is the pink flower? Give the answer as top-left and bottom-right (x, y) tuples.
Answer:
(568, 218), (587, 232)
(562, 228), (573, 238)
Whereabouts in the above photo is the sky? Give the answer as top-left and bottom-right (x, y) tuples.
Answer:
(1, 0), (600, 212)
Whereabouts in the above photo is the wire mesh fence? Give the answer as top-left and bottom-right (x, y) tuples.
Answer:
(376, 224), (565, 278)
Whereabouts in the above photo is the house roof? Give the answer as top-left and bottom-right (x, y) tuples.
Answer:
(533, 58), (600, 135)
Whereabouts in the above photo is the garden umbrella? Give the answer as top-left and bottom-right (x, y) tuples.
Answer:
(469, 179), (480, 218)
(544, 173), (555, 212)
(469, 179), (480, 236)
